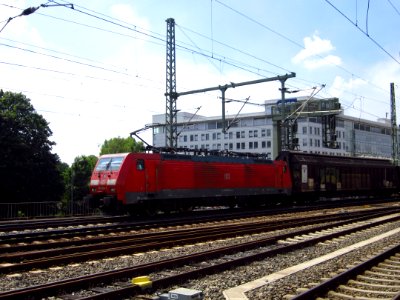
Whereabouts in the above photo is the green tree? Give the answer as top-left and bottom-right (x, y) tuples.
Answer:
(0, 90), (64, 203)
(61, 155), (97, 203)
(100, 136), (144, 155)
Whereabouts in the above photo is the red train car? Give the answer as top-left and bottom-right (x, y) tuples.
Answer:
(89, 152), (292, 214)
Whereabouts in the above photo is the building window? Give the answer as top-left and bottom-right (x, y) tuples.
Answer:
(236, 143), (240, 149)
(183, 135), (187, 142)
(212, 133), (217, 140)
(303, 126), (307, 134)
(236, 131), (241, 139)
(229, 143), (233, 150)
(262, 141), (266, 148)
(267, 129), (271, 137)
(254, 130), (258, 137)
(249, 130), (253, 138)
(267, 141), (271, 148)
(217, 133), (221, 140)
(229, 132), (233, 139)
(261, 129), (266, 137)
(303, 138), (307, 146)
(241, 142), (246, 149)
(241, 131), (245, 138)
(249, 142), (253, 149)
(206, 133), (209, 141)
(310, 138), (313, 146)
(254, 141), (258, 149)
(201, 134), (205, 141)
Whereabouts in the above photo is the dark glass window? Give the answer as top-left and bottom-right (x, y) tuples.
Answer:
(96, 157), (124, 171)
(136, 159), (145, 171)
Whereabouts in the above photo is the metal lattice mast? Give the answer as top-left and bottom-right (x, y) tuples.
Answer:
(165, 18), (177, 148)
(391, 82), (398, 165)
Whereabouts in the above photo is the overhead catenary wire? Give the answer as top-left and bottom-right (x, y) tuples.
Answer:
(214, 0), (391, 97)
(1, 0), (389, 98)
(324, 0), (400, 66)
(0, 42), (131, 76)
(0, 1), (395, 120)
(387, 0), (400, 17)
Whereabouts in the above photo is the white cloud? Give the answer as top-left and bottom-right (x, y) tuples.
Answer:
(328, 75), (367, 98)
(303, 54), (342, 70)
(292, 34), (342, 69)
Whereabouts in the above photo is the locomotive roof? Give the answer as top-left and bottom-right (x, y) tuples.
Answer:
(160, 153), (273, 164)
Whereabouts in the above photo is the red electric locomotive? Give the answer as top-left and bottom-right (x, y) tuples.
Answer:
(89, 151), (292, 214)
(88, 149), (400, 215)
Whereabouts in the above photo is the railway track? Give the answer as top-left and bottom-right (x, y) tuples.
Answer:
(0, 215), (129, 232)
(0, 210), (387, 273)
(0, 210), (399, 299)
(291, 243), (400, 299)
(1, 202), (397, 245)
(0, 198), (396, 236)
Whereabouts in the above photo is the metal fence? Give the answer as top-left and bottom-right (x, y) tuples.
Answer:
(0, 201), (100, 219)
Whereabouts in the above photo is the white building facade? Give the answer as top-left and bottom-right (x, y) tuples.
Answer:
(152, 98), (395, 159)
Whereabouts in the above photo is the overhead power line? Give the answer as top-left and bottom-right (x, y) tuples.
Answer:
(324, 0), (400, 65)
(0, 42), (130, 76)
(0, 1), (73, 33)
(214, 0), (390, 97)
(387, 0), (400, 17)
(1, 0), (394, 114)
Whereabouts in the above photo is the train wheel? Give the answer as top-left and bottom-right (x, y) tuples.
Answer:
(145, 207), (157, 217)
(179, 205), (193, 213)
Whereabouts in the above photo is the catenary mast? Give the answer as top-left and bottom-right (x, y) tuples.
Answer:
(165, 18), (178, 148)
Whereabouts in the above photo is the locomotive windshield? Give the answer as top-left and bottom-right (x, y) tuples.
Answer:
(95, 156), (124, 171)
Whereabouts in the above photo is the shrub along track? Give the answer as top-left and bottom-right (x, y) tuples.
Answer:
(0, 207), (399, 299)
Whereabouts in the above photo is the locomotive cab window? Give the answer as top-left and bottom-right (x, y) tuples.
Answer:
(96, 156), (124, 171)
(136, 159), (145, 171)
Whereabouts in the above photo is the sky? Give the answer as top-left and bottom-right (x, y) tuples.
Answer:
(1, 0), (400, 165)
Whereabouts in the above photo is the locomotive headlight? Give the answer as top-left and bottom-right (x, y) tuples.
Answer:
(90, 179), (99, 185)
(107, 179), (117, 185)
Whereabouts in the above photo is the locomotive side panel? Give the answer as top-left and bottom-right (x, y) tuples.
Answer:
(122, 153), (161, 205)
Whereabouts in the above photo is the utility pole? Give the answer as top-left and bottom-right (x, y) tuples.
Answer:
(390, 82), (398, 165)
(165, 18), (177, 148)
